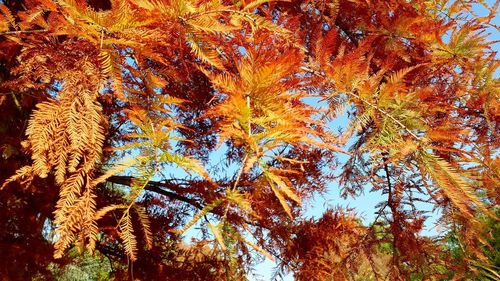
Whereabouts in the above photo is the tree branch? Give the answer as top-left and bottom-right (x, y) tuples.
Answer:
(106, 175), (265, 228)
(0, 29), (47, 36)
(107, 175), (204, 210)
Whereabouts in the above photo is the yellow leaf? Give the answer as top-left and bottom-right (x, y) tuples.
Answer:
(134, 205), (153, 250)
(265, 170), (301, 204)
(119, 212), (138, 261)
(269, 181), (293, 219)
(160, 152), (211, 180)
(208, 222), (227, 251)
(94, 204), (126, 221)
(92, 158), (137, 187)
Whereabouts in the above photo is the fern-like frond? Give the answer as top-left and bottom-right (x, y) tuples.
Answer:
(94, 204), (127, 221)
(187, 14), (238, 34)
(269, 180), (293, 219)
(24, 7), (47, 28)
(226, 189), (255, 217)
(420, 152), (488, 218)
(99, 49), (127, 101)
(0, 166), (34, 189)
(54, 130), (71, 184)
(119, 211), (138, 261)
(0, 4), (17, 30)
(340, 108), (373, 145)
(133, 205), (153, 249)
(92, 158), (137, 186)
(233, 12), (291, 37)
(81, 188), (99, 253)
(187, 35), (225, 69)
(107, 0), (152, 33)
(54, 170), (86, 226)
(98, 49), (113, 74)
(160, 152), (211, 180)
(264, 169), (301, 204)
(17, 85), (106, 259)
(25, 100), (62, 178)
(387, 65), (420, 85)
(53, 173), (94, 259)
(53, 216), (79, 259)
(133, 0), (179, 17)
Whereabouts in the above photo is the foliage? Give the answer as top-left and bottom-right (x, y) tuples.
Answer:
(0, 0), (498, 280)
(444, 207), (500, 280)
(41, 250), (113, 281)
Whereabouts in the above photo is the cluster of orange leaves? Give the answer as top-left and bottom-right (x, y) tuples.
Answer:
(0, 0), (498, 279)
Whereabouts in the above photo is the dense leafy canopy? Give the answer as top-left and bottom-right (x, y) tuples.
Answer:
(0, 0), (498, 280)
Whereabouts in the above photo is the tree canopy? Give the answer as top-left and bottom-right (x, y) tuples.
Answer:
(0, 0), (498, 280)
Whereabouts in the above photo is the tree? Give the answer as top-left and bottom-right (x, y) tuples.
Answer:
(0, 0), (498, 280)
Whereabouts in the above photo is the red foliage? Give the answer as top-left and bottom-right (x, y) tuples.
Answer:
(0, 0), (498, 279)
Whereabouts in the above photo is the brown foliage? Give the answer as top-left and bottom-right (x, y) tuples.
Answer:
(0, 0), (498, 279)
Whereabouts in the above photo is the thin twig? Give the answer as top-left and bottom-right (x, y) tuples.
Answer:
(0, 29), (47, 35)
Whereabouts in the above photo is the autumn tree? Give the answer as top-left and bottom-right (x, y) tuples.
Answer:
(0, 0), (498, 280)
